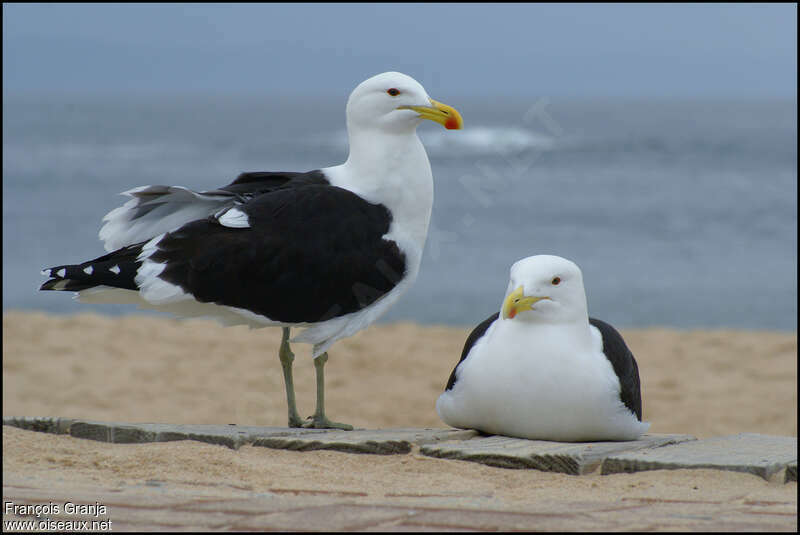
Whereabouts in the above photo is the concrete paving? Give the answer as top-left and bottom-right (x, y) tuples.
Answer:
(251, 427), (480, 454)
(3, 417), (796, 479)
(419, 433), (696, 475)
(2, 417), (478, 454)
(3, 418), (797, 531)
(602, 433), (799, 481)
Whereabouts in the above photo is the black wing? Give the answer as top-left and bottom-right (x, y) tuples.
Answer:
(147, 180), (407, 323)
(589, 317), (643, 420)
(42, 170), (329, 287)
(40, 245), (142, 292)
(444, 312), (499, 391)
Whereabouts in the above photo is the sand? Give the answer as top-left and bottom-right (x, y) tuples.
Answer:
(2, 311), (797, 528)
(3, 312), (796, 436)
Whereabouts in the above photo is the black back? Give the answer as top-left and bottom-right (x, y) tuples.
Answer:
(150, 179), (407, 323)
(220, 170), (329, 197)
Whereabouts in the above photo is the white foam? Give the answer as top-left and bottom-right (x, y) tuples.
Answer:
(314, 125), (557, 157)
(420, 126), (556, 155)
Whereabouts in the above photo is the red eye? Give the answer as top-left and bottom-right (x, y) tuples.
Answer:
(551, 277), (561, 285)
(387, 88), (400, 96)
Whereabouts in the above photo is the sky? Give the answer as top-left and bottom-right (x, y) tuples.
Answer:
(2, 3), (797, 98)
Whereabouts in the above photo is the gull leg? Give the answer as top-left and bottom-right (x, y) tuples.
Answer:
(279, 327), (304, 428)
(302, 352), (353, 430)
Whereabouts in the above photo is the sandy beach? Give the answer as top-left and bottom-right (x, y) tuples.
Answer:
(3, 311), (797, 529)
(3, 311), (796, 436)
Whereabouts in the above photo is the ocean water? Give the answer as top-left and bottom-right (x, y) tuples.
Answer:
(3, 94), (797, 330)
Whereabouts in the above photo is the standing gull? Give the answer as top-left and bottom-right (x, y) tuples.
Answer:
(436, 255), (649, 441)
(40, 71), (463, 430)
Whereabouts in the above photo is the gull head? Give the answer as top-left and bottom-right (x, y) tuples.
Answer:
(346, 71), (463, 134)
(501, 255), (589, 324)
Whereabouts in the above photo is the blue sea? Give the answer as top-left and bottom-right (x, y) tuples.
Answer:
(3, 93), (797, 330)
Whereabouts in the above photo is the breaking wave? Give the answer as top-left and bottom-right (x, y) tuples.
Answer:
(420, 126), (557, 156)
(310, 125), (558, 157)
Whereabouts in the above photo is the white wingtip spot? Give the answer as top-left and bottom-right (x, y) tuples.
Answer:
(110, 265), (121, 274)
(56, 268), (66, 278)
(83, 266), (94, 275)
(41, 269), (51, 277)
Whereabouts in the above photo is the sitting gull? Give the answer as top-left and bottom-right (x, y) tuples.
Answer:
(436, 255), (649, 441)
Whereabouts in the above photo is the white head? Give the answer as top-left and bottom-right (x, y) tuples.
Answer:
(345, 71), (462, 134)
(500, 255), (589, 324)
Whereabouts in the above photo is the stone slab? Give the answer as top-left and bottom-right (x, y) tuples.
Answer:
(419, 433), (696, 475)
(72, 421), (337, 449)
(602, 433), (798, 481)
(4, 417), (330, 449)
(251, 428), (479, 455)
(3, 417), (476, 455)
(2, 416), (75, 435)
(6, 418), (796, 481)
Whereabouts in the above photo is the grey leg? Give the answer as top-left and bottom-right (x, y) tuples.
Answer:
(279, 327), (304, 428)
(302, 352), (353, 430)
